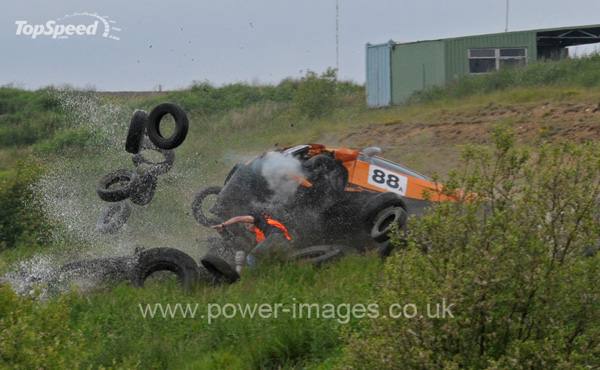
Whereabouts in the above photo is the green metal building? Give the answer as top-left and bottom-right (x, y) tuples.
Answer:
(366, 25), (600, 106)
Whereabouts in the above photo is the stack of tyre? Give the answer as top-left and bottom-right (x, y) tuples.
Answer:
(96, 103), (188, 234)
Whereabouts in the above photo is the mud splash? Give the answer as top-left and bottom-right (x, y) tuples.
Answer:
(5, 89), (204, 295)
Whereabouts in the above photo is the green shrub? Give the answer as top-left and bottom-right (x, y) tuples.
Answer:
(292, 68), (340, 118)
(0, 285), (87, 369)
(341, 127), (600, 368)
(141, 79), (302, 117)
(0, 157), (54, 250)
(410, 53), (600, 104)
(0, 87), (64, 148)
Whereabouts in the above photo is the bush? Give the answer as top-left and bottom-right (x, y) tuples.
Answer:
(341, 127), (600, 368)
(292, 68), (339, 118)
(0, 285), (86, 369)
(410, 53), (600, 104)
(0, 87), (63, 148)
(0, 157), (54, 250)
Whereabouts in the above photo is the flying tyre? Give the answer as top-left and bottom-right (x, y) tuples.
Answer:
(96, 169), (140, 202)
(191, 186), (223, 227)
(131, 137), (175, 176)
(96, 200), (132, 234)
(130, 164), (158, 206)
(146, 102), (189, 150)
(287, 245), (343, 266)
(125, 109), (148, 154)
(199, 252), (240, 284)
(133, 247), (200, 290)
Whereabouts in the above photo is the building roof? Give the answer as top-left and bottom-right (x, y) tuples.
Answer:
(393, 24), (600, 48)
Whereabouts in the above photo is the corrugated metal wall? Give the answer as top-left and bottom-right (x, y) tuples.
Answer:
(391, 40), (445, 105)
(367, 30), (542, 105)
(444, 31), (537, 80)
(366, 42), (393, 106)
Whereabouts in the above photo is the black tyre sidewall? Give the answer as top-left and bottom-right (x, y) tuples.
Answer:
(134, 247), (200, 290)
(125, 109), (148, 154)
(130, 165), (158, 206)
(371, 206), (407, 242)
(192, 186), (223, 226)
(288, 245), (343, 265)
(97, 169), (139, 202)
(146, 102), (189, 150)
(97, 200), (132, 233)
(360, 192), (407, 231)
(199, 253), (240, 284)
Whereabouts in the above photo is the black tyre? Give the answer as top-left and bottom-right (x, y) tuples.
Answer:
(96, 200), (132, 234)
(360, 192), (407, 231)
(303, 154), (348, 194)
(130, 164), (158, 206)
(287, 245), (343, 266)
(133, 247), (200, 290)
(192, 186), (223, 226)
(97, 169), (140, 202)
(125, 109), (148, 154)
(132, 137), (175, 176)
(370, 206), (408, 242)
(199, 253), (240, 284)
(146, 102), (189, 150)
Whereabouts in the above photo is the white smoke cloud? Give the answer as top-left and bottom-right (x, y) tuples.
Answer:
(259, 151), (304, 204)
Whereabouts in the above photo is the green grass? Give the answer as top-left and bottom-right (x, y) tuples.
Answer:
(1, 254), (383, 369)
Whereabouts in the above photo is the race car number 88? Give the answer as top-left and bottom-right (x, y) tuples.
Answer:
(368, 165), (407, 196)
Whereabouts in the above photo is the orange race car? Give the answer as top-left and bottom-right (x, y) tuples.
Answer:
(193, 143), (460, 255)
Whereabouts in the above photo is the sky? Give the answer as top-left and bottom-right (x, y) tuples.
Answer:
(2, 0), (600, 91)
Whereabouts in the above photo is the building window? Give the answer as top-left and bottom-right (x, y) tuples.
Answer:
(468, 48), (527, 74)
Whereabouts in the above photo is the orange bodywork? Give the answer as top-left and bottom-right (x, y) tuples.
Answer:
(284, 143), (460, 203)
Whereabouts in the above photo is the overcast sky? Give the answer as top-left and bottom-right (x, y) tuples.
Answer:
(2, 1), (600, 91)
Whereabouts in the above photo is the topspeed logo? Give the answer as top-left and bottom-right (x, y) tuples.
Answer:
(15, 12), (120, 40)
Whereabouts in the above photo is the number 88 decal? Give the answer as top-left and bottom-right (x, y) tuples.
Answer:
(368, 166), (407, 195)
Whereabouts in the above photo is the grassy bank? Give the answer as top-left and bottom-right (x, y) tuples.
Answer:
(1, 56), (600, 367)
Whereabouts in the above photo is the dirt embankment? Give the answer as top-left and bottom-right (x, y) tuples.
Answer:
(347, 101), (600, 148)
(339, 101), (600, 177)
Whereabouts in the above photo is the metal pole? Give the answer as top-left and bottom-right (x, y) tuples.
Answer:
(336, 0), (339, 71)
(505, 0), (509, 32)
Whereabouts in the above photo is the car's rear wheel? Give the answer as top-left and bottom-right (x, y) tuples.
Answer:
(370, 206), (407, 242)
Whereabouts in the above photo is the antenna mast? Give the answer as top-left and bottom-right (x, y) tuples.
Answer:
(336, 0), (339, 71)
(505, 0), (509, 32)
